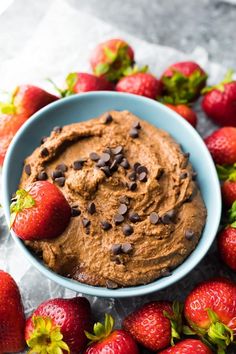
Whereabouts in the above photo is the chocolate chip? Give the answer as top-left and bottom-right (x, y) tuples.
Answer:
(156, 168), (164, 180)
(55, 177), (65, 187)
(185, 229), (195, 240)
(136, 165), (148, 175)
(82, 218), (90, 227)
(37, 171), (48, 181)
(101, 153), (111, 163)
(192, 171), (198, 180)
(112, 146), (123, 155)
(129, 211), (140, 223)
(106, 280), (118, 289)
(183, 152), (190, 158)
(89, 152), (100, 161)
(101, 221), (112, 230)
(128, 182), (137, 191)
(161, 210), (176, 224)
(129, 128), (139, 138)
(132, 121), (141, 130)
(128, 171), (136, 181)
(96, 159), (106, 168)
(40, 147), (49, 157)
(73, 160), (85, 170)
(40, 136), (47, 145)
(133, 162), (141, 171)
(111, 244), (122, 255)
(100, 166), (111, 177)
(110, 160), (118, 172)
(114, 154), (124, 164)
(52, 126), (62, 133)
(85, 227), (90, 234)
(120, 158), (130, 169)
(122, 224), (134, 236)
(119, 196), (130, 205)
(118, 204), (128, 215)
(180, 171), (188, 180)
(161, 268), (172, 277)
(114, 214), (124, 225)
(103, 114), (113, 124)
(149, 212), (159, 225)
(52, 170), (64, 180)
(88, 202), (96, 215)
(121, 243), (133, 254)
(24, 164), (31, 176)
(56, 163), (68, 172)
(71, 207), (81, 217)
(138, 172), (147, 182)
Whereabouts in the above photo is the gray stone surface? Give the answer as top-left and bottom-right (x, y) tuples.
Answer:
(70, 0), (236, 67)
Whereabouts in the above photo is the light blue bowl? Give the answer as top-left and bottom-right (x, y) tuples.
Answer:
(2, 92), (221, 298)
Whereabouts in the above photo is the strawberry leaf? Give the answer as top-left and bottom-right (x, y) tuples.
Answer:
(216, 163), (236, 181)
(104, 46), (117, 63)
(123, 64), (149, 76)
(206, 308), (219, 323)
(164, 301), (183, 345)
(10, 189), (35, 228)
(229, 201), (236, 225)
(182, 325), (196, 335)
(202, 69), (234, 95)
(95, 63), (110, 76)
(47, 78), (66, 98)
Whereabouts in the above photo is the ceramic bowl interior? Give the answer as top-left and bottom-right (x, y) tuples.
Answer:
(2, 91), (221, 298)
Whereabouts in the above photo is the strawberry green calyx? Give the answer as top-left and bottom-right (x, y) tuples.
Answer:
(85, 314), (114, 344)
(216, 163), (236, 182)
(10, 189), (35, 227)
(163, 301), (183, 345)
(95, 44), (134, 82)
(205, 309), (234, 354)
(184, 309), (234, 354)
(202, 69), (234, 94)
(229, 201), (236, 228)
(162, 69), (207, 104)
(123, 64), (149, 76)
(0, 102), (16, 114)
(27, 316), (70, 354)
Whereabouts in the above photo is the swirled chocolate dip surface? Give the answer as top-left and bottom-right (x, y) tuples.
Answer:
(20, 110), (206, 288)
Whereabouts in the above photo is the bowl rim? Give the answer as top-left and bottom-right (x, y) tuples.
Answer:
(1, 91), (222, 298)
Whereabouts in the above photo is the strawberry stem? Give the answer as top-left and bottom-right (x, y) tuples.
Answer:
(163, 301), (183, 345)
(85, 314), (114, 345)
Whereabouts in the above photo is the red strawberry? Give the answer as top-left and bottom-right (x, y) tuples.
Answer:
(184, 277), (236, 353)
(202, 70), (236, 126)
(84, 314), (139, 354)
(12, 85), (59, 117)
(165, 103), (197, 127)
(25, 297), (92, 353)
(159, 339), (213, 354)
(0, 270), (25, 353)
(204, 127), (236, 165)
(161, 61), (207, 103)
(216, 162), (236, 207)
(122, 301), (183, 351)
(116, 72), (162, 99)
(90, 38), (134, 82)
(10, 181), (71, 240)
(53, 72), (114, 97)
(218, 226), (236, 271)
(0, 85), (58, 165)
(222, 180), (236, 207)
